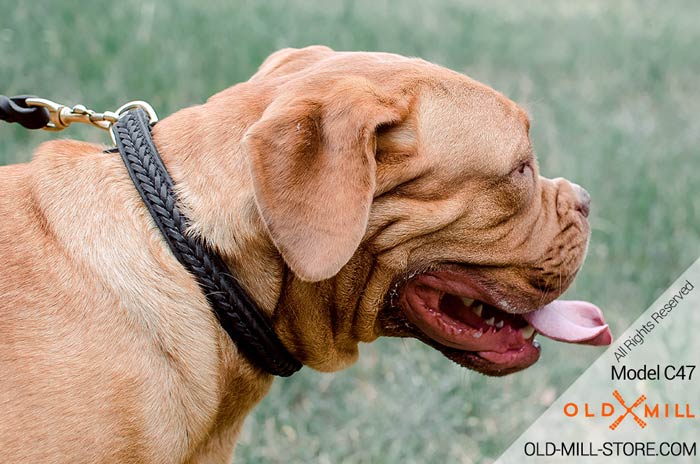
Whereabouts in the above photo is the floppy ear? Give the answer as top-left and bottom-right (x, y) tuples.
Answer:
(243, 76), (407, 282)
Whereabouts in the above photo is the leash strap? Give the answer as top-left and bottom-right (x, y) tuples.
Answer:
(0, 95), (50, 129)
(112, 108), (302, 377)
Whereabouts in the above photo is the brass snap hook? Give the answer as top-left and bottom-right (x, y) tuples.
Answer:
(23, 97), (159, 145)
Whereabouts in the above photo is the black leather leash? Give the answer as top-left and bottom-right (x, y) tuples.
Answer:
(1, 95), (301, 376)
(111, 109), (302, 377)
(0, 95), (50, 129)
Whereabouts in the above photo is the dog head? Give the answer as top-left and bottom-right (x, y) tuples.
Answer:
(208, 46), (611, 376)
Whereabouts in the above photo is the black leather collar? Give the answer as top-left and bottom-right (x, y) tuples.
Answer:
(112, 108), (301, 376)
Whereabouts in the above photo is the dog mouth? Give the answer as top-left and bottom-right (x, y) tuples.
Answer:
(397, 269), (612, 376)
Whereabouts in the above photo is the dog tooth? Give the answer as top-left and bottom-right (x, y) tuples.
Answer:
(472, 304), (483, 317)
(461, 297), (475, 307)
(495, 320), (504, 329)
(485, 317), (495, 326)
(533, 339), (540, 349)
(472, 330), (483, 338)
(521, 325), (535, 339)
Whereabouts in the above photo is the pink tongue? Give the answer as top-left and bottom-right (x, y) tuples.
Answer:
(523, 300), (612, 346)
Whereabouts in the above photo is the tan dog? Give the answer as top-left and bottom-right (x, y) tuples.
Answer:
(0, 46), (610, 463)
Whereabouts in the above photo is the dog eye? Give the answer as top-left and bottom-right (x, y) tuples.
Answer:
(514, 161), (530, 175)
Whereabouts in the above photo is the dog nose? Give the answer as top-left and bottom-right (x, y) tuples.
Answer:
(572, 183), (591, 217)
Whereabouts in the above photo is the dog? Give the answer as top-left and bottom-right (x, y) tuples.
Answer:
(0, 46), (611, 463)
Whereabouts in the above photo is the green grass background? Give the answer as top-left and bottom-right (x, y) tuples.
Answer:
(2, 1), (699, 462)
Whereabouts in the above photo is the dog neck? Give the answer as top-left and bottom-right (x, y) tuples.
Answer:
(152, 103), (286, 319)
(150, 96), (386, 372)
(26, 136), (274, 460)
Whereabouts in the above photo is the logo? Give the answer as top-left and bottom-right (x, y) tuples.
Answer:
(563, 391), (696, 430)
(609, 390), (646, 430)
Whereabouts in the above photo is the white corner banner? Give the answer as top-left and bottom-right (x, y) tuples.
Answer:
(497, 258), (700, 463)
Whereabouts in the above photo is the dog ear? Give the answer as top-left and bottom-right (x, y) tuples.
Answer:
(250, 46), (334, 81)
(243, 76), (407, 282)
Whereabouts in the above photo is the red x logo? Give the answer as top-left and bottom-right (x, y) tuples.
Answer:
(609, 390), (647, 430)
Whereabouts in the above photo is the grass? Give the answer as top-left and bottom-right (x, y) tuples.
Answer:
(2, 0), (699, 462)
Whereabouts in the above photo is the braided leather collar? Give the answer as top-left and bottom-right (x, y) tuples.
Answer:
(112, 108), (302, 377)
